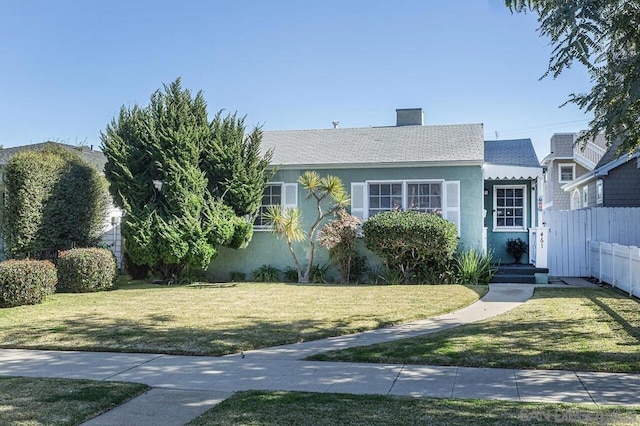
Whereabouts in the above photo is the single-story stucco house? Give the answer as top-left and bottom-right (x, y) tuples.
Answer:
(209, 108), (545, 280)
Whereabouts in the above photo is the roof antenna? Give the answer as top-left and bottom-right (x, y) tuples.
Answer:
(332, 121), (339, 129)
(495, 131), (499, 140)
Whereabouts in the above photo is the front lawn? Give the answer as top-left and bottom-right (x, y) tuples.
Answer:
(188, 390), (640, 426)
(309, 288), (640, 373)
(0, 279), (485, 356)
(0, 376), (148, 425)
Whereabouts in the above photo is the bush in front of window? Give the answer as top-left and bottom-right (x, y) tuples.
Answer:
(363, 211), (458, 284)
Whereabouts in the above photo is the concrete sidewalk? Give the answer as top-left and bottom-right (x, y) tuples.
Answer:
(1, 282), (634, 426)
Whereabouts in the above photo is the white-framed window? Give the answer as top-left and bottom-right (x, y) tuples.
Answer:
(571, 189), (581, 210)
(350, 180), (459, 235)
(368, 182), (403, 216)
(558, 163), (575, 183)
(407, 182), (442, 213)
(367, 180), (443, 217)
(493, 185), (526, 231)
(582, 185), (589, 207)
(596, 180), (603, 204)
(254, 182), (298, 229)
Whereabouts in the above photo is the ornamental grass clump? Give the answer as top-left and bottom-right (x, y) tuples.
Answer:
(56, 248), (117, 293)
(0, 259), (57, 307)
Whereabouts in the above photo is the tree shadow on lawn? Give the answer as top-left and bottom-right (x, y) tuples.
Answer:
(0, 313), (404, 357)
(310, 288), (640, 372)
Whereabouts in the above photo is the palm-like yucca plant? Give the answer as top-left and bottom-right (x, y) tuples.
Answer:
(264, 205), (306, 277)
(265, 171), (349, 283)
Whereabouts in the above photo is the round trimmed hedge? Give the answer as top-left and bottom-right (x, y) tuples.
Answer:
(0, 259), (57, 307)
(57, 248), (117, 292)
(363, 210), (458, 282)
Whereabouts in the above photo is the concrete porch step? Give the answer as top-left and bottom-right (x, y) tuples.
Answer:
(491, 264), (549, 284)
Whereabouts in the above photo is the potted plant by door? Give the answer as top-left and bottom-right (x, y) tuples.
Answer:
(506, 238), (528, 264)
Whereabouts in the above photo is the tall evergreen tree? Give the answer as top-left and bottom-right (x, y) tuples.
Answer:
(101, 79), (272, 280)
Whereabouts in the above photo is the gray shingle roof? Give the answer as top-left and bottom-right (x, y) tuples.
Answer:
(595, 138), (623, 169)
(0, 142), (106, 170)
(484, 139), (540, 168)
(262, 124), (484, 167)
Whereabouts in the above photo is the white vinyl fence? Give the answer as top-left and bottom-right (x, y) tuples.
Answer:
(546, 207), (640, 277)
(588, 242), (640, 298)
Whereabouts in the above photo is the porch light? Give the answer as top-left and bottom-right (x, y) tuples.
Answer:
(484, 188), (489, 196)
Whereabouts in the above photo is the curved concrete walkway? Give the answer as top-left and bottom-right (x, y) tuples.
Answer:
(2, 283), (639, 426)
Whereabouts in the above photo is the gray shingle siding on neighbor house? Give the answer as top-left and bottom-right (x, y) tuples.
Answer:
(262, 124), (485, 167)
(550, 133), (575, 158)
(603, 159), (640, 207)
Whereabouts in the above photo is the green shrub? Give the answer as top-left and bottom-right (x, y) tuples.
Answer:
(310, 264), (331, 284)
(2, 145), (110, 258)
(0, 260), (57, 307)
(283, 267), (298, 282)
(123, 252), (150, 280)
(455, 248), (496, 285)
(363, 211), (458, 283)
(56, 248), (117, 292)
(367, 263), (404, 285)
(252, 265), (280, 282)
(229, 271), (246, 282)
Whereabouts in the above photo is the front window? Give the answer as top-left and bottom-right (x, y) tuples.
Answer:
(407, 183), (442, 213)
(368, 183), (402, 216)
(368, 181), (442, 217)
(255, 183), (282, 227)
(494, 185), (526, 230)
(558, 164), (575, 183)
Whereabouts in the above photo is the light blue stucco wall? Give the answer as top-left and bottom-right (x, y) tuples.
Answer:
(484, 179), (535, 264)
(209, 165), (483, 281)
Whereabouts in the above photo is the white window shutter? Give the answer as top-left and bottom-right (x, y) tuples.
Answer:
(350, 182), (367, 219)
(282, 183), (298, 208)
(444, 181), (460, 236)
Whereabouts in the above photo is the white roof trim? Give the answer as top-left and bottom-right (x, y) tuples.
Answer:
(561, 171), (595, 191)
(482, 164), (543, 180)
(595, 151), (640, 176)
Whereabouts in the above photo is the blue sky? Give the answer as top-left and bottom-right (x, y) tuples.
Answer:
(0, 1), (592, 158)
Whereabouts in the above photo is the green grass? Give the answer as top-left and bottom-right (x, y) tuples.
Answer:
(187, 390), (640, 426)
(0, 376), (148, 425)
(309, 288), (640, 373)
(0, 278), (485, 356)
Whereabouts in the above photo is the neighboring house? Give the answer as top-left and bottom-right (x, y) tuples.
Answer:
(0, 142), (123, 266)
(562, 139), (640, 209)
(539, 133), (607, 211)
(209, 108), (545, 280)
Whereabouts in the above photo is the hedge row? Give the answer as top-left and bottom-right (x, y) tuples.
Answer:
(0, 248), (117, 308)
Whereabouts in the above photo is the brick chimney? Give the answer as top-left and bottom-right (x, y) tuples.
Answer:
(396, 108), (424, 126)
